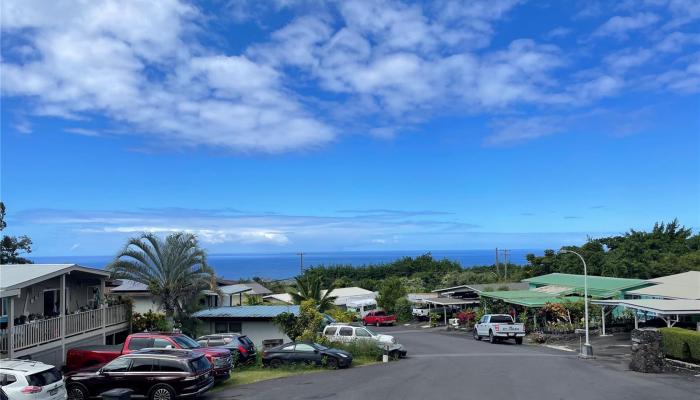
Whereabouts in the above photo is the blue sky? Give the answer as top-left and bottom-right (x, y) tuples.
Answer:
(1, 0), (698, 257)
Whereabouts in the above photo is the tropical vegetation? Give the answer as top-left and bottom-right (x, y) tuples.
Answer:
(287, 275), (337, 312)
(0, 202), (33, 264)
(107, 232), (217, 328)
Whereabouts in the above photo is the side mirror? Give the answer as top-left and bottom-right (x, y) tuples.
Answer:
(314, 350), (319, 354)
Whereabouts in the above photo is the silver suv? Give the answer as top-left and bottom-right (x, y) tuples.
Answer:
(0, 359), (67, 400)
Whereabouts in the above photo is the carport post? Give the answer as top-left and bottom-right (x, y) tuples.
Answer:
(443, 307), (447, 326)
(601, 306), (606, 336)
(634, 312), (638, 329)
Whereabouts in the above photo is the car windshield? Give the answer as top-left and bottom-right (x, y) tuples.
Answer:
(314, 344), (328, 350)
(490, 315), (513, 323)
(172, 335), (201, 349)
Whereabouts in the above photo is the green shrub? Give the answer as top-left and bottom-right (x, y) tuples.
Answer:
(660, 327), (700, 362)
(317, 336), (383, 361)
(326, 308), (358, 323)
(132, 311), (168, 332)
(394, 298), (413, 322)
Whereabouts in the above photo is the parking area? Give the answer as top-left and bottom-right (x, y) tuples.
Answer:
(208, 325), (699, 400)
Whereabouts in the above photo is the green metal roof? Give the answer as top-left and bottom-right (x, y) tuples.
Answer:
(522, 273), (649, 298)
(480, 290), (584, 307)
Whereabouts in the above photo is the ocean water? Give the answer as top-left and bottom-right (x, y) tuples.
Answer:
(31, 249), (541, 280)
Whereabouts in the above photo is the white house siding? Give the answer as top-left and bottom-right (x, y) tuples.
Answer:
(128, 295), (160, 314)
(201, 320), (290, 347)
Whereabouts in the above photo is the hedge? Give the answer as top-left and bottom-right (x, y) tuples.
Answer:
(660, 327), (700, 363)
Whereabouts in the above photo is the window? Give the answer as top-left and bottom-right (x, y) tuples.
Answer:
(130, 358), (153, 372)
(282, 344), (295, 351)
(153, 338), (173, 348)
(189, 356), (211, 373)
(0, 373), (17, 386)
(324, 327), (337, 335)
(339, 327), (353, 336)
(208, 340), (226, 346)
(27, 368), (62, 386)
(87, 286), (101, 309)
(215, 322), (242, 333)
(490, 315), (513, 323)
(355, 328), (371, 337)
(127, 338), (153, 350)
(172, 335), (201, 349)
(375, 311), (386, 316)
(159, 359), (186, 372)
(103, 357), (132, 372)
(295, 344), (315, 352)
(215, 322), (228, 333)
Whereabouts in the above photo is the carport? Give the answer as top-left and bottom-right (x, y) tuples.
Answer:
(591, 299), (700, 334)
(424, 298), (480, 325)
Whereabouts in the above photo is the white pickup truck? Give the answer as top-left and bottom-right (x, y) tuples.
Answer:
(473, 314), (525, 344)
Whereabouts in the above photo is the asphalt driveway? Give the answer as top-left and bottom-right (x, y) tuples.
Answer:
(208, 325), (699, 400)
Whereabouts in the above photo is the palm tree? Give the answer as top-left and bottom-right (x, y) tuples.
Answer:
(288, 275), (337, 312)
(108, 232), (216, 328)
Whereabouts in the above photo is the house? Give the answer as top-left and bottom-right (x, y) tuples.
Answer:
(109, 279), (159, 314)
(219, 282), (272, 306)
(0, 264), (129, 366)
(110, 278), (267, 312)
(263, 293), (294, 305)
(262, 287), (376, 308)
(192, 305), (299, 347)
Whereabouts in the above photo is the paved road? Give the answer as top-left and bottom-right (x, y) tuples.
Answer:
(209, 326), (699, 400)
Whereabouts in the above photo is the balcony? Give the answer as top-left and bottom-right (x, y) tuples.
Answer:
(0, 304), (128, 354)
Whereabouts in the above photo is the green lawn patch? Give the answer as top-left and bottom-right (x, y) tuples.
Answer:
(212, 358), (379, 391)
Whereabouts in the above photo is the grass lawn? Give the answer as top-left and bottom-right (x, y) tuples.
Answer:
(212, 358), (379, 391)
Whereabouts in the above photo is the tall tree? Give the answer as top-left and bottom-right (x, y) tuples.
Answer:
(0, 202), (33, 264)
(108, 232), (216, 327)
(377, 276), (406, 314)
(288, 275), (337, 312)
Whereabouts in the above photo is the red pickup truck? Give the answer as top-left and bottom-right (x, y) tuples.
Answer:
(66, 332), (232, 379)
(362, 310), (397, 326)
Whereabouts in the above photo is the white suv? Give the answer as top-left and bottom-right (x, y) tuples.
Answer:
(0, 359), (67, 400)
(323, 323), (397, 345)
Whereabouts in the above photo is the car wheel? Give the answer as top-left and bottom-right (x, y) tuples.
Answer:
(362, 320), (367, 326)
(326, 357), (339, 369)
(515, 337), (523, 345)
(269, 358), (282, 369)
(149, 384), (175, 400)
(489, 331), (497, 344)
(473, 328), (481, 341)
(376, 321), (381, 327)
(390, 351), (400, 361)
(67, 384), (88, 400)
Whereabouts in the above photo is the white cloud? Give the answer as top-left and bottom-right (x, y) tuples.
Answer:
(1, 0), (334, 153)
(593, 12), (659, 38)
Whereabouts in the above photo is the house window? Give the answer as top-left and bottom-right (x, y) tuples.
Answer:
(0, 298), (8, 318)
(214, 321), (242, 333)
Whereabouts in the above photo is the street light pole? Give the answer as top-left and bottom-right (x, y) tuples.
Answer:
(559, 248), (593, 358)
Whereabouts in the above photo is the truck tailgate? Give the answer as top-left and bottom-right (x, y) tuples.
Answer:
(496, 324), (524, 333)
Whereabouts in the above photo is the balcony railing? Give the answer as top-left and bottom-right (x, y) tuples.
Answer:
(0, 304), (128, 353)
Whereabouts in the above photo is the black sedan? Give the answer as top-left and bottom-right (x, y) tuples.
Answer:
(262, 342), (352, 369)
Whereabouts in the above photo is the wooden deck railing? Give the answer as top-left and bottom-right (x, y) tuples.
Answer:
(0, 304), (128, 353)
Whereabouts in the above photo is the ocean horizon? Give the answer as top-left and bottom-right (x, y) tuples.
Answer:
(30, 249), (542, 280)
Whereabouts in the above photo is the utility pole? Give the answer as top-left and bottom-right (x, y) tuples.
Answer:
(297, 252), (305, 275)
(495, 248), (500, 278)
(504, 249), (509, 280)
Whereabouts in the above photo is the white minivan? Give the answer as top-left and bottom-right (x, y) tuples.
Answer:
(0, 359), (67, 400)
